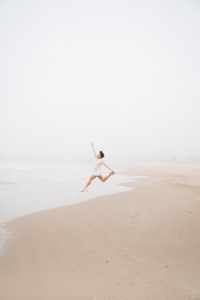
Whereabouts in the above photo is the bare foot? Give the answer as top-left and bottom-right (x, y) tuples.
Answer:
(81, 188), (88, 192)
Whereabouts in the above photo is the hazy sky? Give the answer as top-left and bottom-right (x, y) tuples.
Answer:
(0, 0), (200, 160)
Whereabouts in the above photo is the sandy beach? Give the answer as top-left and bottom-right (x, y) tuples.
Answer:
(0, 162), (200, 300)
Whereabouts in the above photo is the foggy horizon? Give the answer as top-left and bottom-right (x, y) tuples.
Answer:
(1, 0), (200, 163)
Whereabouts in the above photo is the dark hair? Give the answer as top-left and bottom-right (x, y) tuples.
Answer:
(99, 151), (104, 158)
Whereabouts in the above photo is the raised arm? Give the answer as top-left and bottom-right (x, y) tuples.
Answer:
(91, 142), (97, 158)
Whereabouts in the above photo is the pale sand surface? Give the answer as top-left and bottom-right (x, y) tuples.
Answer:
(0, 162), (200, 300)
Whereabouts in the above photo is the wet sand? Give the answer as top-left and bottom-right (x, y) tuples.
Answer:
(0, 162), (200, 300)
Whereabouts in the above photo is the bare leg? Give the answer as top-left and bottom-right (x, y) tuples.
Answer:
(81, 175), (97, 192)
(98, 171), (115, 183)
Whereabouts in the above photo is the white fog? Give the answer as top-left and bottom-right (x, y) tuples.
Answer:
(0, 0), (200, 162)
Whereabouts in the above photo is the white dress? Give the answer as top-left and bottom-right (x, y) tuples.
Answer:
(93, 158), (104, 176)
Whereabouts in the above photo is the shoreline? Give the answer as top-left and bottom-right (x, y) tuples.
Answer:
(0, 168), (140, 224)
(0, 173), (146, 254)
(0, 163), (200, 299)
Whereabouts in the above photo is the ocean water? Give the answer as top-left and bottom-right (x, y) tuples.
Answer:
(0, 161), (145, 252)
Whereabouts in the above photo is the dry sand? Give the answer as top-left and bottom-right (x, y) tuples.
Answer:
(0, 162), (200, 300)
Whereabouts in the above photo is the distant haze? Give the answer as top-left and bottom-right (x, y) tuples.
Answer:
(0, 0), (200, 162)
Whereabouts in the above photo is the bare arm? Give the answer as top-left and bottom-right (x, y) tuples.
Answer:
(103, 162), (114, 172)
(91, 142), (97, 158)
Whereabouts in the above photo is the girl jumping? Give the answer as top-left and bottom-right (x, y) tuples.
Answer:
(81, 143), (115, 192)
